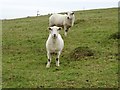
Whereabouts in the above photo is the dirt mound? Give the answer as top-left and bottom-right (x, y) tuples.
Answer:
(109, 32), (120, 39)
(70, 47), (95, 60)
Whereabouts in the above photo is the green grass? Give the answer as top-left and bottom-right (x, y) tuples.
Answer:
(2, 8), (118, 88)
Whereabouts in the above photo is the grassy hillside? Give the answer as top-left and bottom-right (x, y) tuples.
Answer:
(2, 8), (118, 88)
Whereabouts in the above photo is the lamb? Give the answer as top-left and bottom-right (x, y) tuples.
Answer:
(49, 11), (75, 36)
(46, 26), (64, 68)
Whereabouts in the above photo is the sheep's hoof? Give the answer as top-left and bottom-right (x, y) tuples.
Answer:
(56, 64), (60, 67)
(65, 33), (67, 36)
(46, 64), (50, 68)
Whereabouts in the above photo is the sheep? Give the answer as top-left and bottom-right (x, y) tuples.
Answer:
(49, 11), (75, 36)
(46, 26), (64, 68)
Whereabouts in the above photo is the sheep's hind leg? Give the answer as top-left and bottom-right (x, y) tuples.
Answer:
(65, 30), (68, 36)
(64, 26), (68, 36)
(46, 52), (51, 68)
(56, 51), (61, 67)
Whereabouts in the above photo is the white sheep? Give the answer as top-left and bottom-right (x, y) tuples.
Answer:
(46, 26), (64, 68)
(49, 11), (75, 36)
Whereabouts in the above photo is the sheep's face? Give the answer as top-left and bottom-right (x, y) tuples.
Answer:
(49, 26), (61, 39)
(66, 11), (74, 20)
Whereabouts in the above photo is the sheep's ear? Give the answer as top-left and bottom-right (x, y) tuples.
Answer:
(58, 27), (62, 30)
(65, 12), (68, 15)
(71, 12), (74, 15)
(48, 27), (52, 30)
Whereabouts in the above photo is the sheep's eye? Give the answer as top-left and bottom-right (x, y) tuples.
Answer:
(65, 12), (68, 15)
(67, 17), (69, 19)
(48, 27), (52, 31)
(58, 27), (61, 31)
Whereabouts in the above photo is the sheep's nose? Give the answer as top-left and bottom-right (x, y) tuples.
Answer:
(67, 17), (72, 20)
(53, 34), (56, 37)
(67, 17), (69, 19)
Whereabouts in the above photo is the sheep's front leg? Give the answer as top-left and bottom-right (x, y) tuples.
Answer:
(56, 51), (61, 67)
(64, 26), (68, 36)
(46, 52), (51, 68)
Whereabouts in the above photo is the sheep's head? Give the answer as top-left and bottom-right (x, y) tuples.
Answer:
(48, 26), (62, 39)
(66, 11), (74, 20)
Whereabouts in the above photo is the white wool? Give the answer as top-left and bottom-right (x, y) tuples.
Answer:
(49, 12), (75, 36)
(46, 26), (64, 68)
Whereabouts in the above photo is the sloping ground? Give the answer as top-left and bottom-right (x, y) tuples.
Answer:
(2, 8), (118, 88)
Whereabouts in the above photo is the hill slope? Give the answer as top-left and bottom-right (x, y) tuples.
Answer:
(2, 8), (118, 88)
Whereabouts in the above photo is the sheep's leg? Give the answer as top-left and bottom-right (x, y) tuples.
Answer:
(46, 52), (51, 68)
(56, 51), (61, 66)
(64, 26), (68, 36)
(65, 30), (68, 36)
